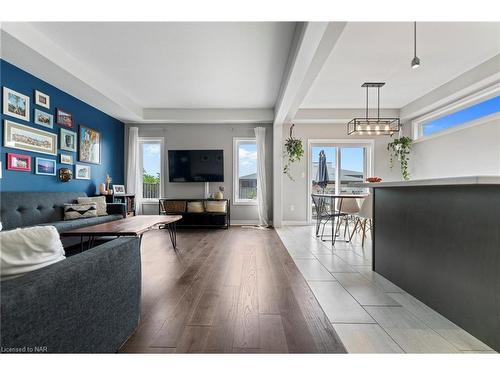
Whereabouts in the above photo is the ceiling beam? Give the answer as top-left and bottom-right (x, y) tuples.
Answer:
(294, 108), (401, 124)
(400, 54), (500, 121)
(272, 22), (347, 227)
(141, 108), (274, 124)
(274, 22), (347, 126)
(1, 23), (143, 122)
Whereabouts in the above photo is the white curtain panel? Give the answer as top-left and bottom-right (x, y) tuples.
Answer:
(126, 127), (142, 214)
(254, 127), (269, 226)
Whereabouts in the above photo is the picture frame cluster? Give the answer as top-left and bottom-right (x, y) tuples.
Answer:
(2, 86), (102, 181)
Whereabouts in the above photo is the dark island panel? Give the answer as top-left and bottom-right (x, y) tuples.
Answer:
(373, 184), (500, 352)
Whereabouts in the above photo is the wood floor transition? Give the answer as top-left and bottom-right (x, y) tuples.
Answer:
(119, 226), (346, 353)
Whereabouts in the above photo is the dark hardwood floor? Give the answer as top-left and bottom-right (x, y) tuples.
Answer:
(119, 226), (346, 353)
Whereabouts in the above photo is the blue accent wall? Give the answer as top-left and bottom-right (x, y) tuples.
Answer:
(0, 59), (124, 196)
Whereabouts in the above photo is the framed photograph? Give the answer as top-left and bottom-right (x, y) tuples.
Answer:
(60, 128), (77, 152)
(35, 157), (56, 176)
(79, 125), (101, 164)
(75, 164), (91, 180)
(60, 153), (73, 165)
(7, 153), (31, 172)
(113, 184), (126, 195)
(34, 109), (54, 129)
(4, 120), (57, 155)
(34, 90), (50, 109)
(3, 87), (30, 122)
(56, 108), (74, 128)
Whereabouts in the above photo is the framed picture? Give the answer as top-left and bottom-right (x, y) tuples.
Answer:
(75, 164), (91, 180)
(60, 128), (77, 152)
(4, 120), (57, 155)
(113, 184), (126, 195)
(34, 109), (54, 129)
(35, 157), (56, 176)
(79, 125), (101, 164)
(56, 108), (74, 128)
(34, 90), (50, 109)
(3, 87), (30, 122)
(7, 153), (31, 172)
(60, 153), (73, 164)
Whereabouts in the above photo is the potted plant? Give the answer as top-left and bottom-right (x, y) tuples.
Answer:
(387, 136), (412, 181)
(283, 124), (304, 181)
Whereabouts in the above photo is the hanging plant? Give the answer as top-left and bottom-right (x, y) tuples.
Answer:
(387, 136), (413, 181)
(283, 124), (304, 181)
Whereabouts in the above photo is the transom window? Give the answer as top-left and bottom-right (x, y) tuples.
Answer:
(233, 138), (258, 205)
(414, 86), (500, 140)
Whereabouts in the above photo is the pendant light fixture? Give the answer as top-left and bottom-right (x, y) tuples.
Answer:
(411, 21), (420, 69)
(347, 82), (401, 136)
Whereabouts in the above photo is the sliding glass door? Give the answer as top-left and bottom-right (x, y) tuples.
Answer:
(309, 141), (372, 221)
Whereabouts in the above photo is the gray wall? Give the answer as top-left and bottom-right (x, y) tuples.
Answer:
(409, 119), (500, 180)
(281, 123), (401, 222)
(124, 123), (273, 222)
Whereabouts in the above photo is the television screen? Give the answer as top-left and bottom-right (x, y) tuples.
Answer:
(168, 150), (224, 182)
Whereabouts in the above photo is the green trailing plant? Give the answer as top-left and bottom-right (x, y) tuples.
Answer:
(283, 124), (304, 181)
(387, 136), (413, 181)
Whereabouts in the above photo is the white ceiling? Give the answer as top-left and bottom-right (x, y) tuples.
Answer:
(29, 22), (296, 109)
(301, 22), (500, 109)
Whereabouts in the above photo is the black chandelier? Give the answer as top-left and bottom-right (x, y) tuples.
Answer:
(347, 82), (400, 136)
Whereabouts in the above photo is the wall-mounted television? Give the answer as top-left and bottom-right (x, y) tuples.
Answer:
(168, 150), (224, 182)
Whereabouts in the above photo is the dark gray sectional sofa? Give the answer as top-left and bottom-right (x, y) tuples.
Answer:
(0, 192), (142, 353)
(0, 191), (125, 233)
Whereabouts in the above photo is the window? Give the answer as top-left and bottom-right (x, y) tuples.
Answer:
(233, 138), (258, 205)
(139, 138), (163, 199)
(414, 87), (500, 140)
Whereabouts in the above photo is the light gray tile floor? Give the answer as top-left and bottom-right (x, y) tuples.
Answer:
(275, 225), (495, 354)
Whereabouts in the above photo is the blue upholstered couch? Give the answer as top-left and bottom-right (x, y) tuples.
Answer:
(0, 192), (141, 353)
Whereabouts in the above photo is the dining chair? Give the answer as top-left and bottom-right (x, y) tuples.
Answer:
(349, 194), (372, 247)
(335, 197), (360, 239)
(311, 194), (348, 246)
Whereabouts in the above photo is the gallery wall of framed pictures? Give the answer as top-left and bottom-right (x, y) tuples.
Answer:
(0, 59), (125, 193)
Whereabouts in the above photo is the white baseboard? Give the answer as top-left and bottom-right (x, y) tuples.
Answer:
(230, 220), (260, 226)
(231, 220), (274, 226)
(282, 220), (311, 226)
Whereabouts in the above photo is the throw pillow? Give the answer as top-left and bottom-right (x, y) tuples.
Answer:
(205, 201), (227, 213)
(0, 226), (66, 280)
(77, 196), (107, 216)
(187, 201), (205, 213)
(64, 203), (98, 220)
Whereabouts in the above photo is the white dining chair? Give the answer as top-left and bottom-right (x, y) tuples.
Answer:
(349, 194), (372, 247)
(335, 198), (360, 239)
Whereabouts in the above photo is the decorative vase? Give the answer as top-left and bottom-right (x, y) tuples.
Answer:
(99, 183), (107, 195)
(214, 191), (223, 200)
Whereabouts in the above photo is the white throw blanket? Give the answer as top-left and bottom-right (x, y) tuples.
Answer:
(0, 226), (66, 280)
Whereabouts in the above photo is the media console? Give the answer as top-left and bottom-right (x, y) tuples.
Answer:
(158, 198), (230, 229)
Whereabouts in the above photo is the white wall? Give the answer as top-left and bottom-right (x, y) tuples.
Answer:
(410, 119), (500, 180)
(124, 123), (273, 223)
(281, 123), (401, 222)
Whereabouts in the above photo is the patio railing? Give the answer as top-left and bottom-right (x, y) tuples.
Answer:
(143, 182), (160, 198)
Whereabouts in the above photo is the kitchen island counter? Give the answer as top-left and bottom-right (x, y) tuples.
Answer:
(368, 176), (500, 351)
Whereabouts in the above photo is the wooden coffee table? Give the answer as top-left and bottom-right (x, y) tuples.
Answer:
(60, 215), (182, 251)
